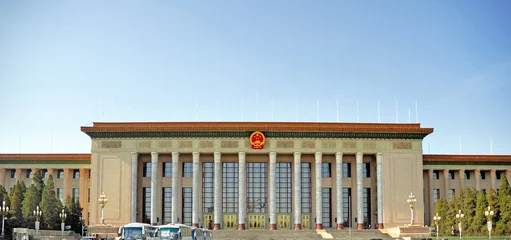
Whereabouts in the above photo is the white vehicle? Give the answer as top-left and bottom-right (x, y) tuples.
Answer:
(155, 224), (210, 240)
(118, 223), (157, 240)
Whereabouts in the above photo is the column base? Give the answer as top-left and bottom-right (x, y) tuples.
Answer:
(293, 224), (302, 230)
(316, 224), (323, 230)
(238, 224), (246, 230)
(378, 223), (384, 229)
(357, 223), (364, 230)
(192, 223), (199, 227)
(213, 224), (221, 230)
(269, 224), (277, 230)
(336, 224), (344, 230)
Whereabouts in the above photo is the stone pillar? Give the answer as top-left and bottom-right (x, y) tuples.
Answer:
(151, 152), (159, 225)
(293, 152), (302, 230)
(0, 168), (5, 186)
(443, 169), (450, 199)
(506, 170), (511, 183)
(315, 152), (323, 230)
(335, 152), (344, 230)
(490, 169), (497, 190)
(192, 152), (200, 227)
(269, 152), (277, 230)
(213, 152), (222, 230)
(356, 152), (364, 230)
(459, 169), (465, 190)
(376, 153), (384, 229)
(428, 169), (434, 222)
(475, 169), (481, 191)
(16, 168), (22, 181)
(47, 168), (54, 178)
(79, 168), (88, 218)
(131, 152), (139, 222)
(238, 152), (246, 230)
(172, 152), (179, 223)
(64, 168), (71, 199)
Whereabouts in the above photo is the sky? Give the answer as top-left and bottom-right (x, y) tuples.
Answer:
(0, 0), (510, 154)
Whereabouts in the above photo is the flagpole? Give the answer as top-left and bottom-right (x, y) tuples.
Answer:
(336, 100), (339, 123)
(377, 100), (380, 123)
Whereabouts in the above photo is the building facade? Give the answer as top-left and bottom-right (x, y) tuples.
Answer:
(0, 122), (509, 231)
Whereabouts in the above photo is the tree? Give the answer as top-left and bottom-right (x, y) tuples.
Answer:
(460, 188), (477, 235)
(495, 176), (511, 235)
(468, 189), (488, 235)
(64, 196), (83, 234)
(33, 169), (45, 202)
(432, 198), (448, 236)
(444, 194), (460, 236)
(40, 174), (63, 230)
(21, 184), (39, 226)
(0, 185), (9, 206)
(9, 181), (25, 221)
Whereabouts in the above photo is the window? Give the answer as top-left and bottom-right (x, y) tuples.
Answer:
(322, 163), (331, 178)
(10, 169), (16, 178)
(162, 187), (172, 224)
(481, 171), (486, 180)
(222, 162), (238, 213)
(72, 188), (79, 200)
(433, 170), (439, 180)
(448, 189), (455, 200)
(57, 188), (64, 202)
(247, 163), (267, 213)
(363, 163), (370, 178)
(183, 163), (193, 177)
(143, 162), (151, 177)
(497, 171), (504, 180)
(464, 171), (470, 180)
(73, 170), (80, 179)
(42, 169), (48, 179)
(58, 170), (64, 179)
(182, 188), (192, 225)
(26, 169), (32, 178)
(143, 188), (151, 223)
(363, 188), (371, 227)
(342, 188), (351, 227)
(342, 163), (351, 178)
(433, 189), (440, 205)
(202, 163), (214, 213)
(88, 188), (90, 202)
(163, 162), (172, 177)
(301, 163), (312, 213)
(276, 163), (291, 213)
(321, 188), (331, 228)
(448, 171), (455, 180)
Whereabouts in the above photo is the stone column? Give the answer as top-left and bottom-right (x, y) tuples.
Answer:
(315, 152), (323, 230)
(151, 152), (159, 225)
(0, 168), (5, 186)
(172, 152), (179, 223)
(335, 152), (344, 230)
(356, 152), (364, 230)
(376, 153), (384, 229)
(16, 168), (22, 181)
(192, 152), (200, 227)
(64, 168), (71, 198)
(506, 170), (511, 183)
(238, 152), (246, 230)
(269, 152), (277, 230)
(131, 152), (139, 222)
(428, 169), (434, 222)
(79, 168), (88, 218)
(475, 169), (481, 190)
(490, 169), (497, 190)
(293, 152), (302, 230)
(443, 169), (450, 199)
(213, 152), (222, 230)
(459, 169), (465, 190)
(47, 168), (54, 177)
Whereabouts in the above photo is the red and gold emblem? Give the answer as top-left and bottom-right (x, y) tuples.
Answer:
(250, 131), (266, 149)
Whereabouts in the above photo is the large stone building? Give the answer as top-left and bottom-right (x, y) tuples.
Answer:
(0, 122), (509, 231)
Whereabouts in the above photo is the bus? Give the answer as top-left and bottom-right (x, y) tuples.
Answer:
(118, 223), (156, 240)
(154, 224), (211, 240)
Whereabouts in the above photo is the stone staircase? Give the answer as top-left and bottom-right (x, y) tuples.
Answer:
(327, 229), (395, 239)
(211, 229), (394, 240)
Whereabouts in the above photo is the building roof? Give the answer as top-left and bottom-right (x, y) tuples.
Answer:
(81, 122), (434, 139)
(0, 154), (91, 161)
(423, 154), (511, 163)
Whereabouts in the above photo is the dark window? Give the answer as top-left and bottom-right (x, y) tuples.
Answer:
(88, 170), (90, 179)
(42, 169), (48, 179)
(26, 169), (32, 178)
(276, 163), (291, 213)
(433, 189), (440, 204)
(57, 188), (64, 202)
(143, 162), (151, 177)
(449, 170), (455, 180)
(163, 162), (172, 177)
(342, 163), (351, 178)
(88, 188), (90, 202)
(183, 163), (193, 177)
(301, 163), (312, 213)
(73, 170), (80, 179)
(162, 187), (172, 224)
(203, 163), (214, 213)
(322, 163), (331, 178)
(363, 163), (370, 178)
(497, 171), (504, 180)
(433, 170), (439, 179)
(247, 162), (267, 213)
(143, 188), (151, 223)
(58, 170), (64, 179)
(363, 188), (371, 227)
(481, 171), (486, 180)
(449, 189), (455, 200)
(182, 188), (192, 225)
(322, 188), (331, 228)
(72, 188), (79, 200)
(10, 169), (16, 178)
(342, 188), (351, 227)
(464, 171), (470, 180)
(222, 162), (238, 213)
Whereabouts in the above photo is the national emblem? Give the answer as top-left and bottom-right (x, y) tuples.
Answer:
(250, 131), (266, 149)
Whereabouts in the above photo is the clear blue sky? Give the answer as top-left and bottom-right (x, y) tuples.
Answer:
(1, 1), (510, 154)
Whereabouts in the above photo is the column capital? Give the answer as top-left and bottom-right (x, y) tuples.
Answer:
(269, 151), (277, 157)
(315, 152), (323, 157)
(192, 152), (200, 157)
(214, 152), (221, 157)
(172, 152), (180, 157)
(356, 152), (363, 157)
(131, 152), (138, 156)
(475, 169), (481, 173)
(239, 152), (246, 157)
(335, 152), (343, 157)
(294, 152), (301, 157)
(151, 152), (159, 157)
(376, 152), (383, 157)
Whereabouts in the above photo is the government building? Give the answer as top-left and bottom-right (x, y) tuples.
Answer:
(0, 122), (509, 231)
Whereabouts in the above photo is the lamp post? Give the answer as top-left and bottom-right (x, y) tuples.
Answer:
(455, 209), (464, 239)
(407, 192), (417, 225)
(1, 201), (9, 237)
(33, 206), (42, 236)
(59, 208), (67, 236)
(485, 206), (494, 239)
(433, 212), (441, 240)
(98, 192), (108, 225)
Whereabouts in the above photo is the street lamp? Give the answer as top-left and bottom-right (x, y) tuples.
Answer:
(433, 212), (441, 240)
(1, 201), (9, 237)
(485, 206), (494, 239)
(98, 192), (108, 225)
(407, 192), (417, 225)
(33, 206), (42, 236)
(59, 208), (67, 236)
(455, 209), (464, 239)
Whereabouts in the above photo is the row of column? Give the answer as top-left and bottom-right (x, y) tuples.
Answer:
(131, 151), (384, 230)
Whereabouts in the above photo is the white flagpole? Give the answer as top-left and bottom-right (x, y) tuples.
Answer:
(271, 99), (274, 121)
(336, 100), (339, 123)
(415, 101), (419, 123)
(377, 100), (380, 123)
(356, 99), (359, 123)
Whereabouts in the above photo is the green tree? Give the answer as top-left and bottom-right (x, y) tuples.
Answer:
(467, 189), (488, 235)
(33, 169), (45, 202)
(22, 184), (39, 226)
(432, 198), (448, 236)
(495, 176), (511, 235)
(9, 181), (25, 221)
(0, 185), (9, 206)
(460, 188), (477, 235)
(64, 196), (83, 234)
(40, 174), (63, 230)
(444, 194), (460, 236)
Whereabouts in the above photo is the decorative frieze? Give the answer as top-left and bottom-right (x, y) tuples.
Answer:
(101, 141), (121, 148)
(200, 141), (214, 148)
(393, 141), (412, 149)
(179, 141), (193, 148)
(221, 140), (239, 148)
(321, 141), (336, 149)
(363, 142), (376, 149)
(302, 141), (315, 148)
(137, 141), (152, 149)
(277, 141), (294, 148)
(343, 142), (357, 149)
(158, 141), (172, 148)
